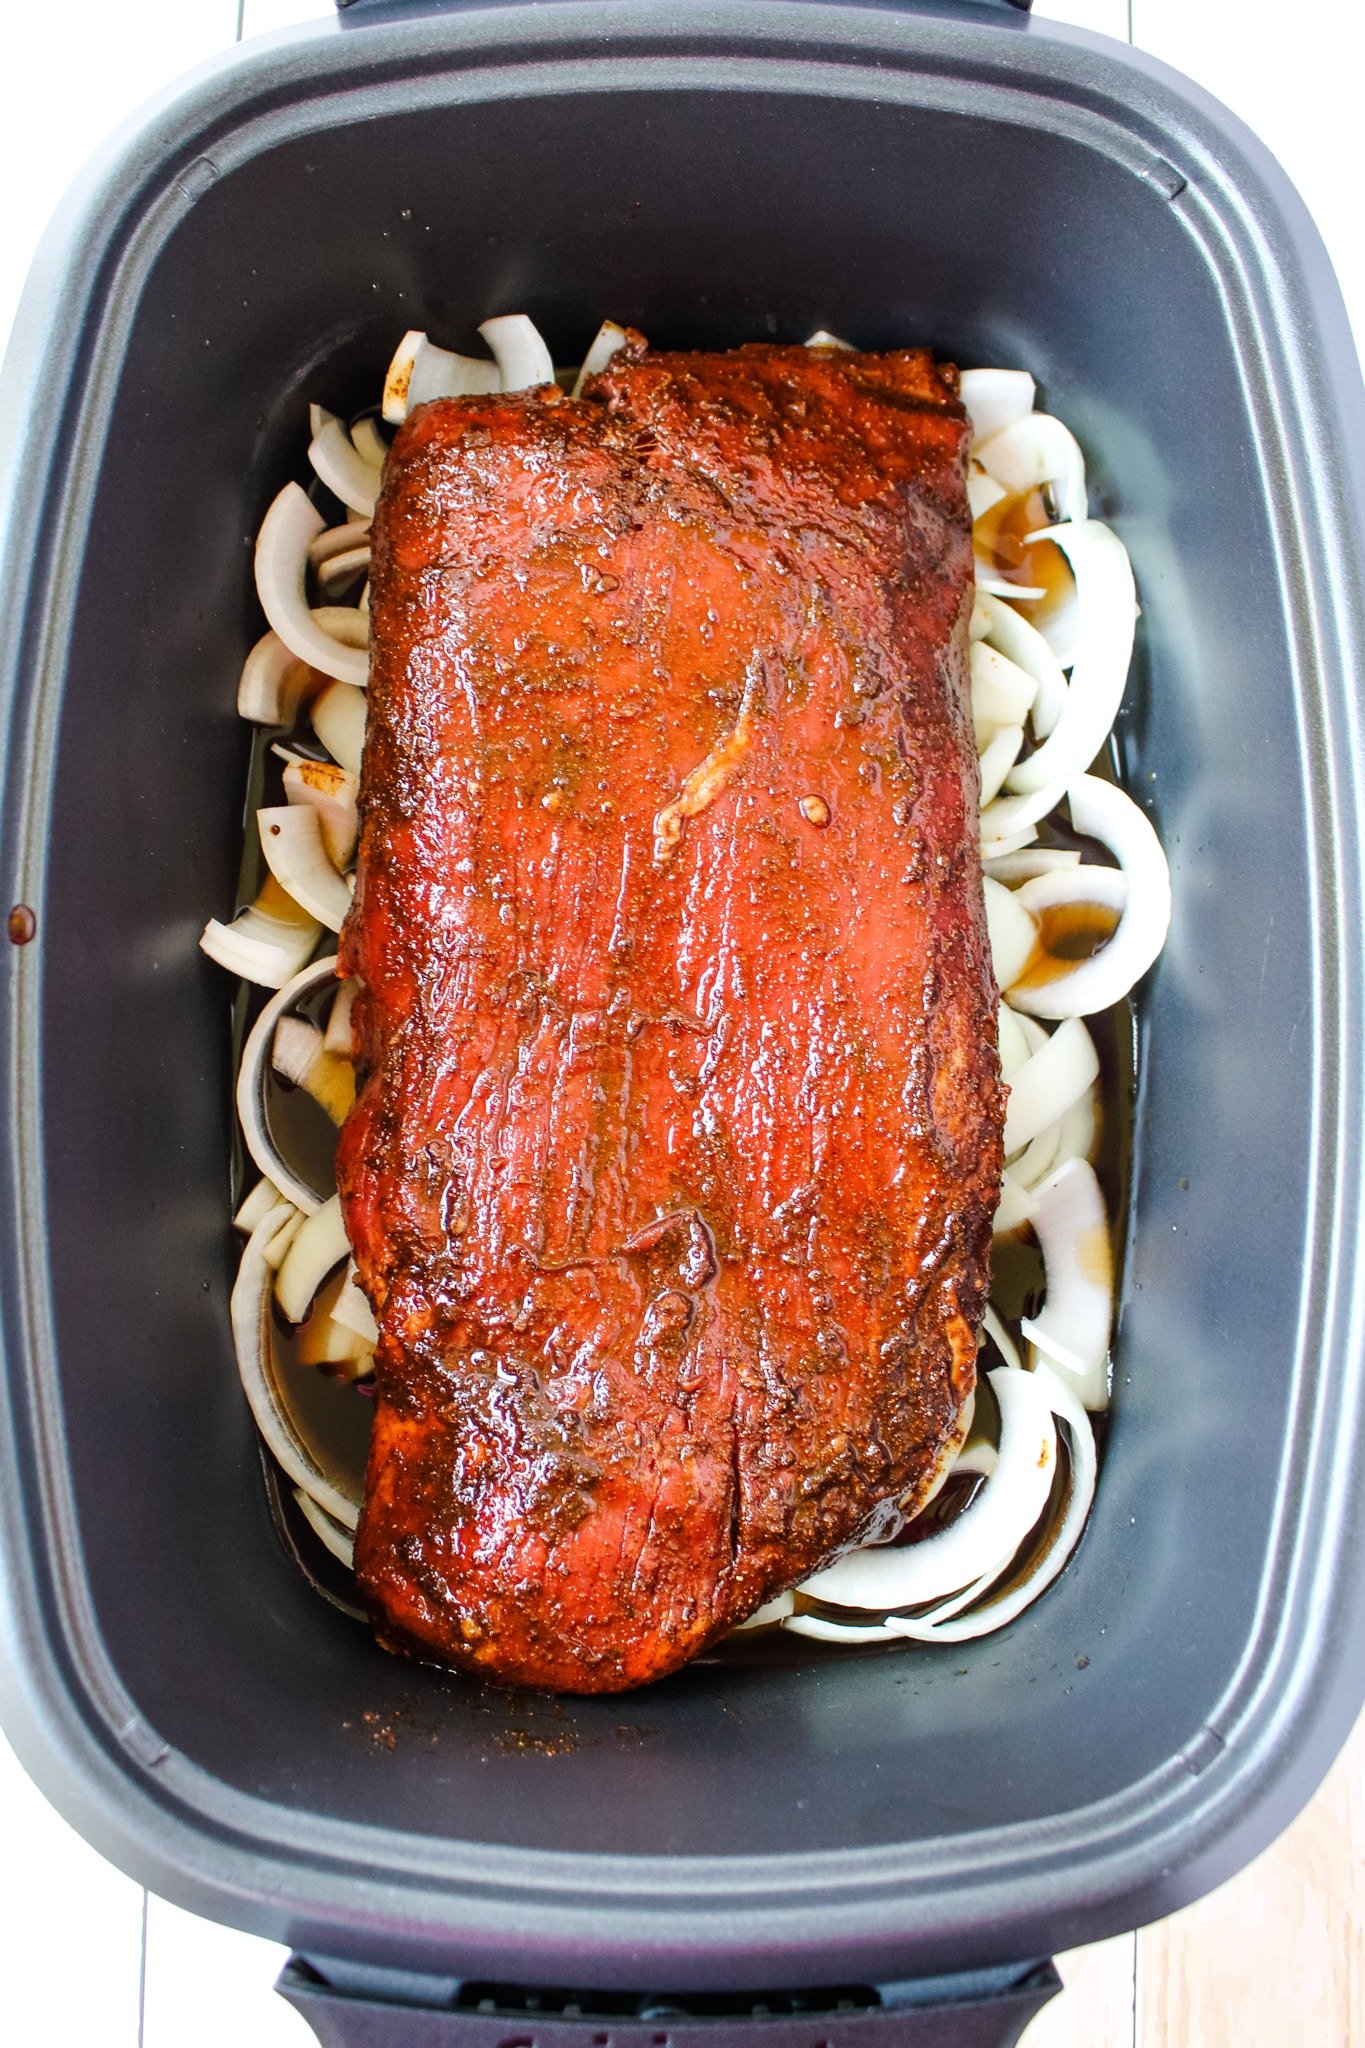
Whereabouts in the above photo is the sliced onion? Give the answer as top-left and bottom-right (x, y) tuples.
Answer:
(308, 518), (371, 569)
(309, 416), (380, 518)
(983, 876), (1038, 989)
(258, 806), (353, 933)
(1002, 1017), (1099, 1157)
(1003, 522), (1135, 794)
(283, 756), (359, 869)
(967, 470), (1008, 522)
(571, 319), (629, 397)
(312, 681), (367, 775)
(996, 1002), (1031, 1082)
(231, 1211), (360, 1530)
(276, 1192), (351, 1324)
(784, 1614), (901, 1645)
(1011, 777), (1170, 1019)
(984, 847), (1080, 886)
(237, 630), (312, 726)
(479, 313), (554, 392)
(804, 329), (855, 351)
(993, 1167), (1032, 1237)
(332, 1261), (379, 1345)
(982, 1303), (1023, 1374)
(799, 1367), (1057, 1613)
(975, 573), (1046, 603)
(350, 417), (389, 470)
(969, 595), (993, 641)
(254, 484), (368, 687)
(980, 774), (1070, 851)
(978, 723), (1024, 805)
(974, 591), (1069, 739)
(979, 827), (1036, 862)
(971, 640), (1038, 743)
(1020, 1157), (1112, 1402)
(1052, 1082), (1098, 1174)
(200, 887), (321, 991)
(262, 1208), (305, 1271)
(316, 546), (372, 600)
(324, 979), (359, 1056)
(297, 1270), (373, 1372)
(382, 329), (499, 423)
(272, 1015), (355, 1125)
(733, 1591), (797, 1631)
(236, 956), (340, 1214)
(960, 368), (1036, 444)
(974, 412), (1087, 524)
(886, 1362), (1097, 1641)
(311, 605), (368, 651)
(293, 1488), (356, 1568)
(234, 1176), (283, 1234)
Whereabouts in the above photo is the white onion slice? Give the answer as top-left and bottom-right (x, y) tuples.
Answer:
(1011, 777), (1170, 1019)
(993, 1168), (1032, 1237)
(236, 956), (340, 1214)
(283, 756), (359, 870)
(479, 313), (554, 392)
(798, 1368), (1057, 1613)
(979, 828), (1037, 863)
(230, 1210), (361, 1531)
(974, 412), (1087, 524)
(254, 484), (369, 687)
(996, 1002), (1031, 1082)
(311, 605), (368, 650)
(978, 723), (1024, 805)
(886, 1362), (1097, 1641)
(276, 1192), (351, 1324)
(1020, 1157), (1112, 1400)
(960, 368), (1036, 444)
(971, 640), (1038, 742)
(200, 891), (321, 991)
(332, 1262), (379, 1345)
(804, 329), (855, 350)
(975, 573), (1046, 603)
(784, 1615), (901, 1645)
(571, 320), (629, 397)
(983, 876), (1038, 990)
(967, 470), (1008, 523)
(1003, 522), (1135, 794)
(316, 546), (372, 599)
(982, 1304), (1023, 1374)
(237, 630), (311, 726)
(311, 681), (367, 776)
(258, 806), (353, 933)
(974, 591), (1069, 739)
(1002, 1017), (1099, 1157)
(325, 979), (359, 1056)
(234, 1177), (283, 1235)
(731, 1591), (797, 1632)
(262, 1208), (305, 1272)
(984, 847), (1081, 886)
(350, 417), (388, 470)
(308, 518), (371, 569)
(1052, 1083), (1098, 1175)
(980, 774), (1070, 850)
(293, 1488), (356, 1568)
(309, 417), (380, 518)
(382, 329), (499, 422)
(272, 1015), (354, 1125)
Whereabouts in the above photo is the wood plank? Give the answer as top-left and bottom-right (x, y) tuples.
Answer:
(1024, 1935), (1136, 2047)
(1135, 1711), (1365, 2046)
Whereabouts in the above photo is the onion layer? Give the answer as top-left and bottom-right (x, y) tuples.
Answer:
(478, 313), (554, 392)
(235, 956), (340, 1214)
(1020, 1157), (1112, 1406)
(1002, 1017), (1100, 1157)
(382, 330), (499, 422)
(974, 412), (1087, 524)
(254, 484), (368, 687)
(257, 806), (353, 933)
(230, 1208), (361, 1532)
(1010, 776), (1170, 1019)
(1002, 521), (1136, 795)
(960, 368), (1036, 444)
(571, 320), (629, 397)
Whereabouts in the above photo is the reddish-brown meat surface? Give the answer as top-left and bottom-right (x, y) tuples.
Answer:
(337, 340), (1002, 1693)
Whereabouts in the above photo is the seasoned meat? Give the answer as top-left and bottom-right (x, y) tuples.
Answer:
(336, 340), (1002, 1693)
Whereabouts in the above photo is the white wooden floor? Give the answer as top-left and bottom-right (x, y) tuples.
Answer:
(0, 2), (1361, 2042)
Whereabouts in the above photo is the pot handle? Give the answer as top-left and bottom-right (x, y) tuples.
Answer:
(278, 1957), (1061, 2047)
